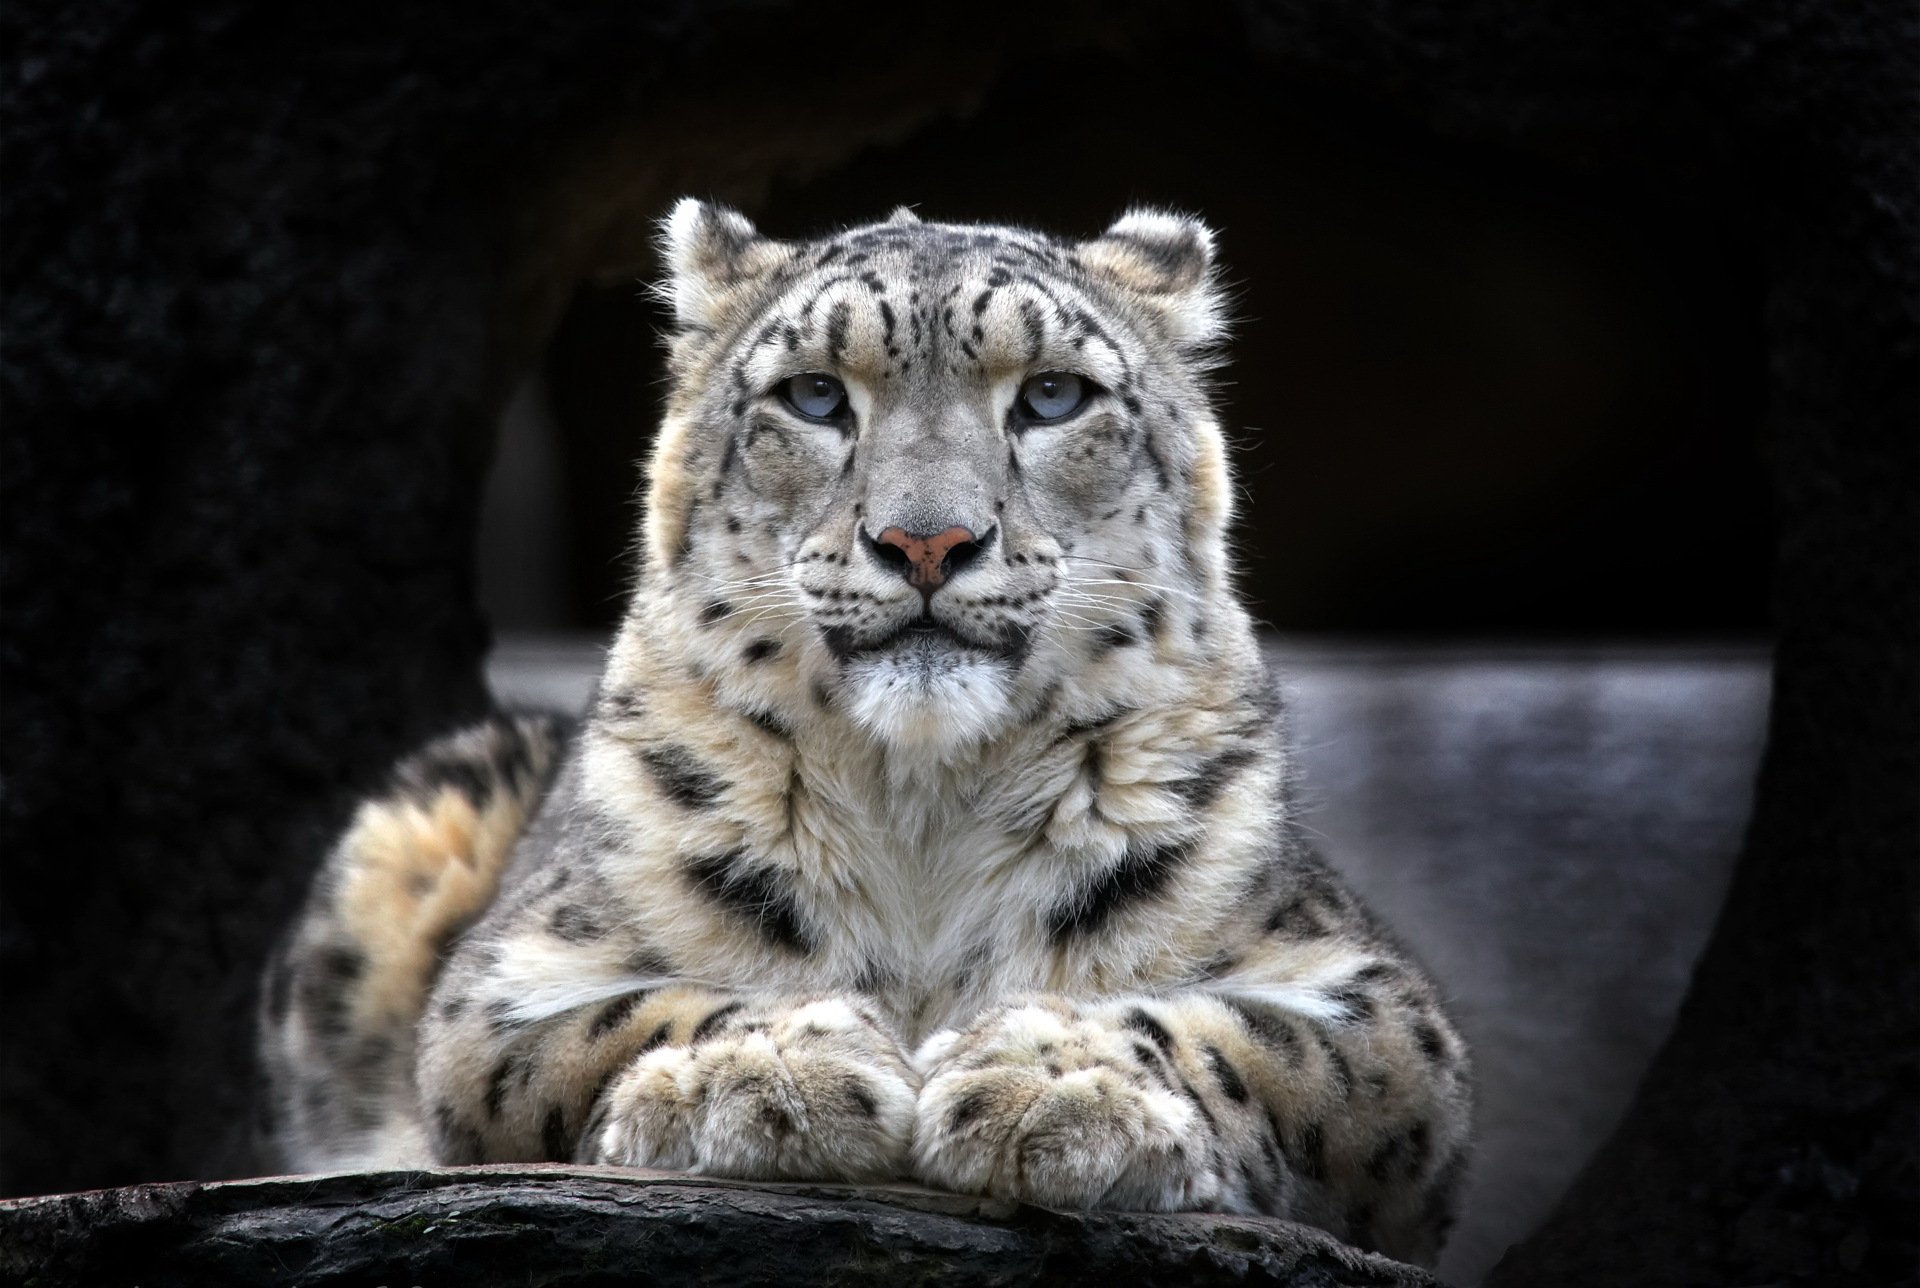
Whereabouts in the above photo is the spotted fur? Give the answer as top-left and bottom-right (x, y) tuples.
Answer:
(257, 713), (569, 1170)
(260, 202), (1471, 1266)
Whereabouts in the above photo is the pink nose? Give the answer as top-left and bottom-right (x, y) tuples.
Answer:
(870, 525), (979, 592)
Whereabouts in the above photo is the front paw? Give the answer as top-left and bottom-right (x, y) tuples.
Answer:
(585, 998), (916, 1182)
(912, 1001), (1222, 1210)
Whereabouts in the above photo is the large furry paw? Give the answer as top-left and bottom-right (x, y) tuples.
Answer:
(584, 998), (917, 1182)
(912, 1000), (1222, 1210)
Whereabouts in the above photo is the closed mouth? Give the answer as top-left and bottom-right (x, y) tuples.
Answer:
(821, 616), (1027, 663)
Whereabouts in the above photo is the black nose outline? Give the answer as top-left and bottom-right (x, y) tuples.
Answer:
(861, 524), (997, 597)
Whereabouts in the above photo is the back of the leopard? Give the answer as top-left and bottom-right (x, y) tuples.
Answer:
(257, 715), (568, 1171)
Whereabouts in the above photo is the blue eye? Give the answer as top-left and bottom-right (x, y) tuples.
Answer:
(1018, 371), (1089, 420)
(780, 373), (848, 420)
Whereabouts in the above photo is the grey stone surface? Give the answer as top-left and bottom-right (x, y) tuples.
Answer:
(1274, 642), (1769, 1281)
(487, 635), (1772, 1284)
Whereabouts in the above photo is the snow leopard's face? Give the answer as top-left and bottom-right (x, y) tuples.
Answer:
(643, 202), (1234, 753)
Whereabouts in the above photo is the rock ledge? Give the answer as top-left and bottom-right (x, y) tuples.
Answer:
(0, 1165), (1440, 1286)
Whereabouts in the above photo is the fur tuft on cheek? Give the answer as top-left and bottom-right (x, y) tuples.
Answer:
(1187, 421), (1233, 544)
(643, 410), (701, 572)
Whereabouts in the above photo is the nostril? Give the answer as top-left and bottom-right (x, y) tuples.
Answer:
(861, 527), (912, 574)
(944, 540), (981, 578)
(943, 525), (996, 579)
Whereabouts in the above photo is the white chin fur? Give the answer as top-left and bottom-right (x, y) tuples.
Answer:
(843, 648), (1014, 757)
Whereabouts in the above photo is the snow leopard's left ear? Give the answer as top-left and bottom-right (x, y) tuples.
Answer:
(1078, 209), (1227, 347)
(657, 198), (796, 331)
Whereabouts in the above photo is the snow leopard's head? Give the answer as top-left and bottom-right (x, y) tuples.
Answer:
(641, 200), (1236, 754)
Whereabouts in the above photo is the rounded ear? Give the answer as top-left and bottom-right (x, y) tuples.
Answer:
(1078, 208), (1227, 347)
(656, 198), (794, 331)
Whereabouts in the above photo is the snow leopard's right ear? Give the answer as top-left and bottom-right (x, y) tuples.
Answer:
(657, 198), (795, 331)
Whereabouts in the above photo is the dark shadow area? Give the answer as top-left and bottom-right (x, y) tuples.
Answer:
(520, 42), (1769, 636)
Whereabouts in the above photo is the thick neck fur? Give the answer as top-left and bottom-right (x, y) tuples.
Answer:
(569, 559), (1278, 1040)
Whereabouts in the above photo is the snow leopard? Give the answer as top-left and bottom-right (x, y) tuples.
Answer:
(258, 200), (1472, 1266)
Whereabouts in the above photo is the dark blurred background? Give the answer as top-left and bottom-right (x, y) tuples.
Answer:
(479, 53), (1770, 638)
(9, 4), (1911, 1285)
